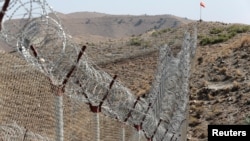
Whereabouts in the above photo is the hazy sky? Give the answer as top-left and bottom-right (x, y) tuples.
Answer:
(49, 0), (250, 24)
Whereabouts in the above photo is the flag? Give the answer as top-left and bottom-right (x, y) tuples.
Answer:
(200, 1), (205, 8)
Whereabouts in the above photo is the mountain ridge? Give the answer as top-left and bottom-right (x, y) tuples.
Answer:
(56, 11), (192, 38)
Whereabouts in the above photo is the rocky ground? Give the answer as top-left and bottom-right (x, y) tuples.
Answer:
(187, 34), (250, 140)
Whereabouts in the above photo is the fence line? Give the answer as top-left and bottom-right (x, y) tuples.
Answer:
(0, 0), (197, 140)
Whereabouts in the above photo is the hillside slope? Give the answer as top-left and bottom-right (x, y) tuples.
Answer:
(58, 12), (192, 39)
(188, 34), (250, 140)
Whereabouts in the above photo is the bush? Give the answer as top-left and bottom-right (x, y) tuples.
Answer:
(151, 31), (159, 37)
(227, 32), (237, 38)
(160, 28), (170, 33)
(199, 37), (211, 46)
(142, 40), (151, 48)
(240, 36), (250, 47)
(134, 19), (143, 26)
(245, 115), (250, 125)
(199, 25), (250, 46)
(227, 25), (250, 34)
(151, 28), (171, 37)
(129, 37), (142, 46)
(128, 38), (151, 47)
(199, 35), (229, 46)
(212, 36), (227, 44)
(210, 27), (224, 34)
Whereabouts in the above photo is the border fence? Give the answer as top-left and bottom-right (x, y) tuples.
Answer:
(0, 0), (197, 141)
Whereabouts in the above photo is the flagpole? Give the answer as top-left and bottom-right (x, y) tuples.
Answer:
(200, 1), (205, 22)
(200, 5), (202, 22)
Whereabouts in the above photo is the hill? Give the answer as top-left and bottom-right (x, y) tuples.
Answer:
(57, 12), (192, 39)
(0, 12), (191, 52)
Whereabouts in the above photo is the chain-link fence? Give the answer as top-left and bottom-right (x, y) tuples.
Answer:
(0, 0), (197, 141)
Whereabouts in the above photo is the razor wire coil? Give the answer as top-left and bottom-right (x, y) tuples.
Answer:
(0, 0), (197, 140)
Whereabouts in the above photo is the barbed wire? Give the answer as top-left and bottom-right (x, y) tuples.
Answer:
(0, 0), (197, 141)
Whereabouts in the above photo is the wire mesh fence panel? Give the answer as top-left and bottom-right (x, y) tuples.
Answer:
(0, 52), (57, 140)
(63, 97), (95, 141)
(126, 128), (148, 141)
(99, 113), (148, 141)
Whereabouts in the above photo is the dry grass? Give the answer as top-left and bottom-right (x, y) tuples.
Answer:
(235, 69), (243, 77)
(230, 35), (250, 48)
(232, 81), (241, 91)
(189, 116), (200, 127)
(240, 37), (250, 47)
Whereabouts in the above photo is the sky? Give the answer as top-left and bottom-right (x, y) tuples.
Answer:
(48, 0), (250, 24)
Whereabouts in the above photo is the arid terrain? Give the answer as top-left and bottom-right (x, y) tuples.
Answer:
(0, 12), (250, 140)
(90, 22), (250, 141)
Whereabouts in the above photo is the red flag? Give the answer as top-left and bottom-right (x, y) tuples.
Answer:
(200, 1), (205, 8)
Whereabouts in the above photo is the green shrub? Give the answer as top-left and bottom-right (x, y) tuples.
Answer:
(210, 27), (224, 34)
(227, 25), (250, 34)
(228, 32), (236, 38)
(142, 40), (151, 48)
(198, 35), (204, 39)
(212, 36), (228, 44)
(129, 37), (142, 46)
(151, 28), (171, 37)
(199, 37), (211, 46)
(134, 19), (143, 26)
(199, 35), (229, 45)
(200, 25), (250, 46)
(151, 31), (159, 37)
(128, 38), (151, 47)
(160, 28), (171, 34)
(245, 114), (250, 125)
